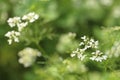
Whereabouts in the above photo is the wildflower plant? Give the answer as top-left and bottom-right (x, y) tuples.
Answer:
(5, 12), (39, 45)
(1, 0), (120, 80)
(71, 36), (107, 62)
(5, 12), (53, 67)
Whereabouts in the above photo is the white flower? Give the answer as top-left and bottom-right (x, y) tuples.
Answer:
(90, 56), (96, 61)
(7, 39), (12, 45)
(72, 48), (79, 54)
(5, 31), (20, 45)
(22, 12), (39, 23)
(90, 50), (107, 62)
(80, 36), (99, 49)
(95, 57), (103, 62)
(92, 50), (103, 55)
(7, 17), (21, 27)
(81, 36), (87, 41)
(14, 36), (19, 42)
(18, 47), (41, 67)
(77, 54), (86, 61)
(79, 49), (86, 53)
(19, 56), (34, 67)
(70, 53), (76, 57)
(94, 41), (98, 48)
(79, 42), (84, 46)
(71, 35), (107, 62)
(6, 12), (39, 45)
(90, 38), (94, 42)
(17, 22), (28, 31)
(71, 48), (86, 61)
(89, 40), (98, 49)
(102, 55), (107, 60)
(18, 47), (41, 57)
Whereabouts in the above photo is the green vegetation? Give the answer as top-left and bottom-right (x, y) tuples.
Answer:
(0, 0), (120, 80)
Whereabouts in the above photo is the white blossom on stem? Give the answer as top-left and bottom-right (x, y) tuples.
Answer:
(17, 22), (28, 32)
(18, 47), (41, 67)
(71, 35), (107, 62)
(90, 50), (107, 62)
(5, 30), (20, 45)
(22, 12), (39, 23)
(7, 17), (21, 27)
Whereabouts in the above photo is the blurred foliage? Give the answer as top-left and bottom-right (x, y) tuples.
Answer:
(0, 0), (120, 80)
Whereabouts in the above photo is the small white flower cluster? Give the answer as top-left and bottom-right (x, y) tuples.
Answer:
(18, 47), (41, 67)
(71, 48), (86, 61)
(7, 17), (21, 27)
(71, 36), (107, 62)
(22, 12), (39, 23)
(80, 36), (98, 49)
(5, 12), (39, 45)
(90, 50), (107, 62)
(106, 41), (120, 58)
(5, 31), (20, 45)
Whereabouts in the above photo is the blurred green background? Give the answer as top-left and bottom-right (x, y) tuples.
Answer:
(0, 0), (120, 80)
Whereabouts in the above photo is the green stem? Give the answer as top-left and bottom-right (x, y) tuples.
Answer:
(35, 41), (49, 59)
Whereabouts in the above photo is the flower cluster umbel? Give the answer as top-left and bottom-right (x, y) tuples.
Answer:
(5, 12), (39, 45)
(71, 36), (107, 62)
(18, 47), (41, 67)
